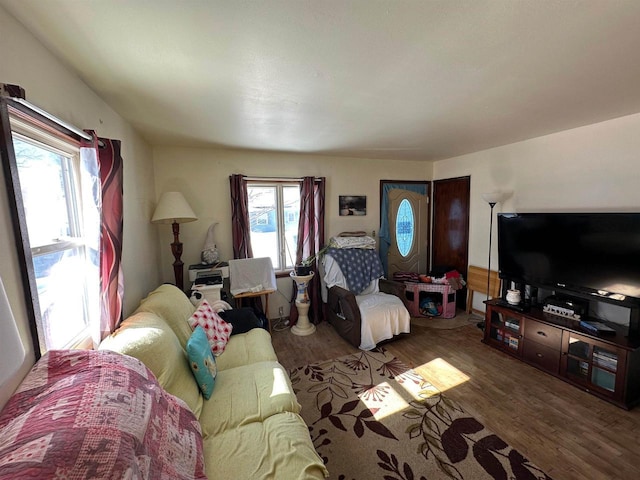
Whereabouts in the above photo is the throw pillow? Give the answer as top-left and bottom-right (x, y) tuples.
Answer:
(188, 300), (233, 355)
(186, 326), (217, 399)
(218, 307), (263, 335)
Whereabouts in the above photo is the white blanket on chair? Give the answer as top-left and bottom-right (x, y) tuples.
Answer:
(356, 292), (411, 351)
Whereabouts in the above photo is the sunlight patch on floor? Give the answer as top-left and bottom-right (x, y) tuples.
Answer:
(414, 357), (470, 393)
(350, 357), (470, 421)
(357, 381), (410, 420)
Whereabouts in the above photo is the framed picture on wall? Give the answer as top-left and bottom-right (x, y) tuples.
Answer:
(339, 195), (366, 216)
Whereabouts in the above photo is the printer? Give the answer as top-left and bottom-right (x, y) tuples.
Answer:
(188, 262), (229, 282)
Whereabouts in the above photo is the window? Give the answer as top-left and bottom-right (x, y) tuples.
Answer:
(285, 210), (297, 224)
(9, 117), (100, 352)
(247, 182), (300, 271)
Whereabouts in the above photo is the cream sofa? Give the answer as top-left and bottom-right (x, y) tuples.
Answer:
(99, 284), (328, 479)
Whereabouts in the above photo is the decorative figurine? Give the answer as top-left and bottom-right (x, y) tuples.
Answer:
(201, 222), (220, 265)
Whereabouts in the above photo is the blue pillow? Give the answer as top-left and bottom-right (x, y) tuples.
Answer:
(186, 326), (217, 399)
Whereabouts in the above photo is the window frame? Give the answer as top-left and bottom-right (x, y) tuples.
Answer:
(247, 180), (301, 273)
(0, 98), (95, 357)
(14, 126), (98, 351)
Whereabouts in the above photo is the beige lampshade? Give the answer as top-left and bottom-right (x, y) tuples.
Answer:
(151, 191), (197, 224)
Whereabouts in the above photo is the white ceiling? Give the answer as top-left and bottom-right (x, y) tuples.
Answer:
(3, 0), (640, 161)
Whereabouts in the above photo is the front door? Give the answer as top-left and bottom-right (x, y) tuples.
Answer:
(387, 189), (429, 278)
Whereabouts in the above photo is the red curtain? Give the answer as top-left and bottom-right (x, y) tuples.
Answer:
(97, 138), (124, 336)
(290, 177), (325, 325)
(83, 131), (124, 340)
(229, 174), (253, 259)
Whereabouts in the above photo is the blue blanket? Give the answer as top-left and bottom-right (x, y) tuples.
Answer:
(326, 248), (384, 294)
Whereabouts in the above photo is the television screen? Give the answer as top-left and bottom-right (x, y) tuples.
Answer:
(497, 213), (640, 303)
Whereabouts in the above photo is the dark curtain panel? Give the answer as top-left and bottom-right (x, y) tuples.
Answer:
(83, 130), (124, 339)
(290, 177), (325, 325)
(229, 174), (253, 259)
(97, 135), (124, 336)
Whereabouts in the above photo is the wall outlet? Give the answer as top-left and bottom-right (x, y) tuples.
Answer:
(278, 306), (284, 318)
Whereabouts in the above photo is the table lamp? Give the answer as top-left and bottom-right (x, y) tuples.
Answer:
(152, 191), (197, 290)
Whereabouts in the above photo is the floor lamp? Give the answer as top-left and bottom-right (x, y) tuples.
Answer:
(152, 192), (197, 291)
(478, 192), (507, 330)
(481, 192), (505, 306)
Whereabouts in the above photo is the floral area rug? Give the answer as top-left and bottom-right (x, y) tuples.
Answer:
(289, 349), (552, 480)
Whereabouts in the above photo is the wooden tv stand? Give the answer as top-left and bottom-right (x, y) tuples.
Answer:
(483, 300), (640, 409)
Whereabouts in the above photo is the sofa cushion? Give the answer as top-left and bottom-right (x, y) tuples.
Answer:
(202, 412), (328, 479)
(186, 326), (218, 399)
(188, 300), (233, 356)
(135, 283), (196, 348)
(198, 361), (300, 438)
(99, 311), (204, 417)
(215, 328), (278, 371)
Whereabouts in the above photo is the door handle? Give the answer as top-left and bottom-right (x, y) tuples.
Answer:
(537, 331), (547, 337)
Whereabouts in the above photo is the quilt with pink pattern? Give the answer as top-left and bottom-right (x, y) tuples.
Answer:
(0, 349), (207, 479)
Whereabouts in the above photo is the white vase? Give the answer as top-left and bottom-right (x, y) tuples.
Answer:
(506, 289), (521, 305)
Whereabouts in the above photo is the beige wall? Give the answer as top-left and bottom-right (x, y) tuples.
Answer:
(434, 112), (640, 312)
(152, 147), (431, 317)
(0, 6), (160, 407)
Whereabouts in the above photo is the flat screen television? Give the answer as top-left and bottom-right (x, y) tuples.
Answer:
(497, 212), (640, 305)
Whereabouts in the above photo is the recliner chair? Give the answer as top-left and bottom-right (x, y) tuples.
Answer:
(321, 249), (410, 350)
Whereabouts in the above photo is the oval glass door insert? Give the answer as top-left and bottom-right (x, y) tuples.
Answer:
(396, 199), (415, 257)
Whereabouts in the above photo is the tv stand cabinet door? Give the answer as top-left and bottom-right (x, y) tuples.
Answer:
(560, 331), (628, 404)
(484, 304), (524, 356)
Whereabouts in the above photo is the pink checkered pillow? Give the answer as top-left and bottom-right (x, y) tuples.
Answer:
(188, 300), (233, 356)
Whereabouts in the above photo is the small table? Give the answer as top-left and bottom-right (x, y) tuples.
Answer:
(233, 289), (275, 332)
(405, 282), (457, 318)
(289, 271), (316, 336)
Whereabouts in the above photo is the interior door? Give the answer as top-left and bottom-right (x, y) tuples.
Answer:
(387, 189), (428, 278)
(432, 176), (470, 308)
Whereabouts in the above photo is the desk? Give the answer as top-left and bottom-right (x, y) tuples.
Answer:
(405, 282), (457, 318)
(233, 289), (275, 332)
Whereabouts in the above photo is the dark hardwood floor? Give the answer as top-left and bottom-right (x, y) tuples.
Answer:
(272, 316), (640, 480)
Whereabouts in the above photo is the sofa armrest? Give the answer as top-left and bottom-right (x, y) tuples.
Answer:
(326, 286), (361, 348)
(380, 278), (409, 309)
